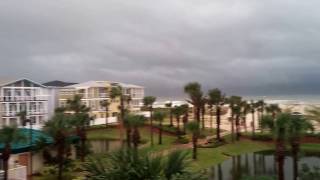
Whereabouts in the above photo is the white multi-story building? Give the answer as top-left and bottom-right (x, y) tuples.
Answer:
(0, 78), (54, 129)
(113, 82), (145, 111)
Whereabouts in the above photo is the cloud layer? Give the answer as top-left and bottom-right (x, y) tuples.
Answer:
(1, 0), (320, 98)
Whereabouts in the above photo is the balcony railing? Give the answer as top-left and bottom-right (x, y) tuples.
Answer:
(0, 96), (48, 102)
(1, 110), (48, 117)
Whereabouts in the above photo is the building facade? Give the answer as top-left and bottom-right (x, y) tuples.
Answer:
(59, 81), (144, 125)
(114, 82), (145, 112)
(0, 78), (54, 129)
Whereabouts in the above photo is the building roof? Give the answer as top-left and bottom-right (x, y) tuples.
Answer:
(0, 78), (47, 88)
(113, 82), (144, 89)
(66, 81), (112, 88)
(43, 80), (77, 87)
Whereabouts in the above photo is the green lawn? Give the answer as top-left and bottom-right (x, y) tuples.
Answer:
(190, 139), (273, 171)
(87, 127), (121, 140)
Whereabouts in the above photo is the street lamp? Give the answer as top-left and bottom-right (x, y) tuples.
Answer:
(22, 118), (33, 179)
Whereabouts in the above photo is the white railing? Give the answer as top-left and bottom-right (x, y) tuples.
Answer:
(0, 96), (48, 102)
(1, 111), (47, 117)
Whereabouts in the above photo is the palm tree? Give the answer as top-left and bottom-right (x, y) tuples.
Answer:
(208, 88), (225, 141)
(143, 96), (157, 146)
(241, 101), (251, 133)
(257, 100), (266, 132)
(129, 115), (145, 151)
(123, 114), (133, 148)
(110, 86), (126, 144)
(181, 104), (189, 134)
(266, 104), (281, 120)
(153, 111), (166, 145)
(184, 82), (203, 125)
(0, 126), (25, 180)
(305, 106), (320, 123)
(186, 121), (200, 160)
(287, 115), (313, 180)
(249, 100), (258, 137)
(165, 102), (173, 127)
(172, 106), (185, 135)
(261, 113), (291, 180)
(100, 100), (110, 127)
(233, 104), (242, 141)
(66, 95), (91, 162)
(200, 98), (207, 130)
(43, 111), (72, 180)
(228, 96), (242, 142)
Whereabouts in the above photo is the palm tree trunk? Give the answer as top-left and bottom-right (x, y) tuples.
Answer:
(251, 111), (255, 137)
(105, 106), (109, 127)
(80, 128), (87, 162)
(2, 146), (10, 180)
(119, 97), (125, 146)
(235, 114), (241, 141)
(218, 164), (223, 180)
(231, 113), (235, 143)
(196, 107), (201, 124)
(291, 140), (300, 180)
(57, 143), (65, 180)
(192, 134), (198, 160)
(159, 121), (163, 145)
(210, 108), (213, 130)
(176, 116), (180, 135)
(169, 109), (173, 126)
(216, 106), (221, 141)
(132, 127), (140, 150)
(3, 159), (9, 180)
(201, 107), (205, 130)
(126, 128), (132, 148)
(276, 138), (285, 180)
(183, 115), (187, 134)
(150, 108), (154, 146)
(243, 116), (247, 133)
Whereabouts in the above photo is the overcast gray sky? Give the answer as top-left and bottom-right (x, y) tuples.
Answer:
(1, 0), (320, 98)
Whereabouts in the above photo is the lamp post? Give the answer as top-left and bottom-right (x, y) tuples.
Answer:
(22, 118), (33, 179)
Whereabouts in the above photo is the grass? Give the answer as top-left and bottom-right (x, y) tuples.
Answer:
(35, 126), (320, 179)
(87, 127), (121, 140)
(301, 143), (320, 152)
(190, 139), (273, 171)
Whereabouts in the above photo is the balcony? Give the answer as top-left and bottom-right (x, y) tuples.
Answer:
(1, 110), (47, 117)
(0, 96), (48, 102)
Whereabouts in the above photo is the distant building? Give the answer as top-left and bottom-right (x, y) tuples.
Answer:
(0, 78), (55, 129)
(42, 80), (78, 114)
(112, 82), (145, 112)
(58, 81), (144, 125)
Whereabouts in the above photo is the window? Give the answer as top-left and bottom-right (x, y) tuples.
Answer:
(112, 112), (118, 117)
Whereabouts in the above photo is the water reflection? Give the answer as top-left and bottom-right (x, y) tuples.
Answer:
(89, 140), (122, 154)
(209, 151), (320, 180)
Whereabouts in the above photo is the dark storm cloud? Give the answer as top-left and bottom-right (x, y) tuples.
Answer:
(1, 0), (320, 98)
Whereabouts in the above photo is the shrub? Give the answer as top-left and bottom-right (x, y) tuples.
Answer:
(175, 136), (190, 144)
(251, 134), (273, 141)
(198, 139), (226, 148)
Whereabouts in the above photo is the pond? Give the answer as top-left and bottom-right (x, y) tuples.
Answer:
(208, 150), (320, 180)
(88, 140), (122, 154)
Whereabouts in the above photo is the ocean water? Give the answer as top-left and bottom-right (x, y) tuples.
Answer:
(243, 94), (320, 105)
(159, 94), (320, 105)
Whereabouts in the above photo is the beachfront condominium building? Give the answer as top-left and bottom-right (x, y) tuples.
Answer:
(58, 81), (144, 125)
(0, 78), (56, 129)
(113, 82), (145, 111)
